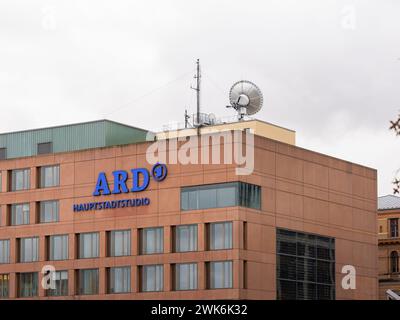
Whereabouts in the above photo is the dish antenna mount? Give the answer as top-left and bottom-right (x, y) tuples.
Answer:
(227, 80), (263, 120)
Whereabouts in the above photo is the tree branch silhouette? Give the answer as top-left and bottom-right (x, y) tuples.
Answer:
(390, 113), (400, 194)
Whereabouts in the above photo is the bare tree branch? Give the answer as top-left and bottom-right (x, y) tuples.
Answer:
(390, 113), (400, 194)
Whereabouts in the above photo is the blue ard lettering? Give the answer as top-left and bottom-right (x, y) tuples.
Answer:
(93, 172), (111, 196)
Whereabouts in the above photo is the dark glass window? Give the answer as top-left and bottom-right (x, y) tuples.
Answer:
(10, 203), (30, 225)
(78, 269), (99, 295)
(174, 225), (197, 252)
(19, 237), (39, 263)
(11, 169), (30, 191)
(78, 232), (99, 259)
(140, 265), (163, 292)
(0, 148), (6, 160)
(48, 235), (68, 261)
(140, 227), (163, 255)
(276, 228), (335, 300)
(108, 267), (131, 294)
(181, 182), (261, 211)
(174, 263), (198, 290)
(18, 272), (38, 297)
(40, 165), (60, 188)
(39, 200), (59, 223)
(0, 240), (10, 264)
(208, 261), (233, 289)
(37, 142), (53, 155)
(0, 274), (9, 299)
(209, 222), (232, 250)
(391, 251), (399, 273)
(390, 219), (399, 238)
(47, 271), (68, 296)
(108, 230), (131, 257)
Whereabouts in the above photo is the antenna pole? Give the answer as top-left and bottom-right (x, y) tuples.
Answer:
(194, 59), (201, 126)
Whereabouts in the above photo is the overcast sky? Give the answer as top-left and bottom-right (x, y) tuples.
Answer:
(1, 0), (399, 196)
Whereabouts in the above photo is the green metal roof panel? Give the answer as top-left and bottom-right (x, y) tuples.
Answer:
(0, 120), (149, 160)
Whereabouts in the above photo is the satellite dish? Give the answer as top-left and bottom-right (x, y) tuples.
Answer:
(228, 80), (263, 120)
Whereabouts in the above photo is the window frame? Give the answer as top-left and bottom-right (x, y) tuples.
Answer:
(11, 168), (30, 191)
(108, 266), (131, 294)
(78, 232), (99, 259)
(140, 227), (164, 255)
(40, 165), (60, 188)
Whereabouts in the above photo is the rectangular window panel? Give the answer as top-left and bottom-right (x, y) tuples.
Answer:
(49, 235), (68, 261)
(10, 203), (30, 226)
(209, 222), (232, 250)
(47, 271), (68, 296)
(209, 261), (233, 289)
(40, 165), (60, 188)
(175, 225), (197, 252)
(79, 269), (99, 295)
(0, 148), (6, 160)
(175, 263), (197, 291)
(141, 265), (163, 292)
(276, 228), (335, 300)
(108, 267), (131, 294)
(18, 272), (38, 297)
(181, 182), (260, 211)
(140, 228), (163, 255)
(11, 169), (30, 191)
(0, 240), (10, 264)
(40, 200), (59, 223)
(37, 142), (53, 155)
(390, 219), (399, 238)
(79, 232), (99, 259)
(20, 237), (39, 263)
(109, 230), (131, 257)
(0, 274), (9, 299)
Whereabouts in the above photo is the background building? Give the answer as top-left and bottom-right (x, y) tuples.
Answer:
(0, 119), (377, 299)
(378, 195), (400, 299)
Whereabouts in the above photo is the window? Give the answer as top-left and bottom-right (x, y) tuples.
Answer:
(276, 229), (335, 300)
(37, 142), (53, 155)
(390, 219), (399, 238)
(209, 222), (232, 250)
(181, 182), (261, 211)
(108, 230), (131, 257)
(175, 263), (197, 291)
(78, 269), (99, 295)
(39, 200), (59, 223)
(19, 237), (39, 263)
(208, 261), (233, 289)
(391, 251), (399, 273)
(47, 271), (68, 296)
(140, 227), (163, 255)
(141, 265), (163, 292)
(0, 148), (6, 160)
(0, 274), (9, 299)
(79, 232), (99, 259)
(10, 203), (30, 225)
(108, 267), (131, 294)
(174, 225), (197, 252)
(0, 240), (10, 264)
(18, 272), (38, 297)
(11, 168), (30, 191)
(40, 165), (60, 188)
(48, 235), (68, 261)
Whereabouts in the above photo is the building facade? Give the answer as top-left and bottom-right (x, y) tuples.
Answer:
(378, 195), (400, 299)
(0, 119), (377, 299)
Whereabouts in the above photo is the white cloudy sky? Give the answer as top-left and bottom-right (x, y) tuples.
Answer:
(0, 0), (399, 196)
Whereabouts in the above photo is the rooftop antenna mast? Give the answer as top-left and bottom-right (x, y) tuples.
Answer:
(191, 59), (201, 130)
